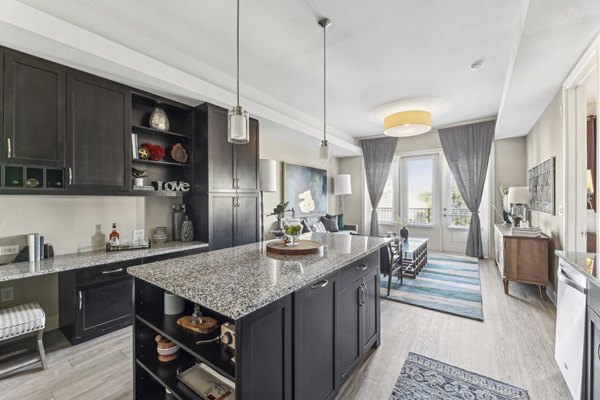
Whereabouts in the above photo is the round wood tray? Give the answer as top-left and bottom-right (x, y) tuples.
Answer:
(266, 239), (324, 255)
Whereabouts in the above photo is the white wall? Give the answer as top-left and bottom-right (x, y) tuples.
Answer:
(259, 120), (340, 236)
(0, 195), (181, 330)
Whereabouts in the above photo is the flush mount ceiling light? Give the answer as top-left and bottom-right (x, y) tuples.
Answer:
(383, 110), (432, 137)
(227, 0), (249, 144)
(318, 17), (332, 163)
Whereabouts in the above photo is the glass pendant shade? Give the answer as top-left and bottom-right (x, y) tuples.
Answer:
(228, 106), (250, 144)
(318, 140), (331, 163)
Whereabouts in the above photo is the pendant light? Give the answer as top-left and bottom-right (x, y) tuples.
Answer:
(228, 0), (250, 144)
(318, 18), (332, 163)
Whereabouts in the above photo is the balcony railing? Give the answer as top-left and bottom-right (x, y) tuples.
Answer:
(376, 207), (433, 224)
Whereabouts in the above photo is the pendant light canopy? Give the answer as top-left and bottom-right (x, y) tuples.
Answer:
(383, 110), (432, 137)
(318, 17), (332, 163)
(228, 0), (250, 144)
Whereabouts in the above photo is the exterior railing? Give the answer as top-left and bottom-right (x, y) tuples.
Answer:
(376, 207), (433, 224)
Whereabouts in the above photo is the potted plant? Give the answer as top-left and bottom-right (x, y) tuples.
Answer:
(132, 167), (147, 187)
(268, 201), (295, 237)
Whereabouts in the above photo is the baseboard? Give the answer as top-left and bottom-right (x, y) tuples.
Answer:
(546, 283), (557, 306)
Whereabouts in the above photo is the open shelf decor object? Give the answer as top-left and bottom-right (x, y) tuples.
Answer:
(282, 162), (327, 215)
(528, 157), (555, 215)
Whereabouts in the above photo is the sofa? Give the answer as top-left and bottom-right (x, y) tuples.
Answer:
(300, 214), (358, 235)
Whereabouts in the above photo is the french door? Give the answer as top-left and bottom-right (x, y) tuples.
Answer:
(440, 163), (470, 254)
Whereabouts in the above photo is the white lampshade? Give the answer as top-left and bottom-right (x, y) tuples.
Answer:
(334, 174), (352, 195)
(259, 159), (277, 192)
(507, 187), (529, 204)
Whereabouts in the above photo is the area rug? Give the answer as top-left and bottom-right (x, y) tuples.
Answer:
(381, 252), (483, 320)
(389, 353), (529, 400)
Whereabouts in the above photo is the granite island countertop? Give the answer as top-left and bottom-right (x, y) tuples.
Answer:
(555, 250), (598, 282)
(0, 241), (208, 282)
(127, 233), (390, 320)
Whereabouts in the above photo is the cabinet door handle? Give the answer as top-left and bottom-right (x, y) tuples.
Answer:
(356, 264), (368, 271)
(102, 268), (123, 275)
(6, 138), (11, 158)
(311, 280), (328, 289)
(597, 343), (600, 361)
(359, 284), (365, 305)
(363, 282), (369, 302)
(68, 167), (73, 185)
(78, 290), (82, 310)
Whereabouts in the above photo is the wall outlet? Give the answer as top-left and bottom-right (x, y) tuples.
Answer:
(0, 245), (20, 256)
(1, 287), (14, 302)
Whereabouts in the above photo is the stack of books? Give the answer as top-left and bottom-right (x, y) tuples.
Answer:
(511, 226), (542, 237)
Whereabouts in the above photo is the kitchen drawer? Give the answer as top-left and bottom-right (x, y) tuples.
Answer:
(76, 259), (139, 286)
(340, 251), (379, 289)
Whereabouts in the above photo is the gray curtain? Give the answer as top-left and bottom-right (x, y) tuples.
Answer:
(361, 137), (398, 236)
(439, 120), (495, 258)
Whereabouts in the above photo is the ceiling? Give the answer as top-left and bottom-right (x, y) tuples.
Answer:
(1, 0), (599, 153)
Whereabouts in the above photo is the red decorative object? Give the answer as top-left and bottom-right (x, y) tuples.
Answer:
(141, 143), (165, 161)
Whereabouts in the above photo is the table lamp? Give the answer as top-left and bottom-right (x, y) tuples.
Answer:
(259, 159), (277, 241)
(333, 174), (352, 213)
(507, 186), (529, 226)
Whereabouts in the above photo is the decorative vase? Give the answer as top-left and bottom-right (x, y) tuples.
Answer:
(149, 107), (170, 131)
(400, 226), (409, 242)
(153, 227), (168, 244)
(133, 177), (144, 187)
(171, 204), (184, 241)
(283, 217), (302, 246)
(181, 216), (194, 242)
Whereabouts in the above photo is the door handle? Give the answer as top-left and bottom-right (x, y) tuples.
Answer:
(78, 290), (83, 310)
(102, 268), (123, 275)
(6, 138), (11, 158)
(558, 269), (587, 294)
(355, 264), (368, 271)
(311, 280), (328, 289)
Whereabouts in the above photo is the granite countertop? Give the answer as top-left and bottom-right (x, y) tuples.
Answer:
(555, 250), (597, 281)
(128, 233), (390, 320)
(0, 241), (208, 282)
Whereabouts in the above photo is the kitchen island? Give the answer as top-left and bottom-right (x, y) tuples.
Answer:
(127, 233), (390, 400)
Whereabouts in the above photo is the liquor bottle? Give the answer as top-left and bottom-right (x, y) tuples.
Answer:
(109, 223), (120, 247)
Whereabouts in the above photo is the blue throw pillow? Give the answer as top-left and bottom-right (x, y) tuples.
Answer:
(326, 213), (345, 231)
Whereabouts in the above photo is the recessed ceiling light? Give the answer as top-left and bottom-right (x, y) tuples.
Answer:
(470, 59), (485, 71)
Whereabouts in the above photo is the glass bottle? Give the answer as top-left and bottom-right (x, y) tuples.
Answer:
(109, 223), (120, 247)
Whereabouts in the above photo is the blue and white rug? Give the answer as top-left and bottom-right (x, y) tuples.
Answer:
(390, 353), (529, 399)
(381, 252), (483, 320)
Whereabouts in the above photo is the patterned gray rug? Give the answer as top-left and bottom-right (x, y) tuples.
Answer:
(390, 353), (529, 399)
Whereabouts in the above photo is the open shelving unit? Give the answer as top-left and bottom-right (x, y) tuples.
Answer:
(130, 91), (195, 194)
(133, 278), (236, 400)
(0, 164), (65, 191)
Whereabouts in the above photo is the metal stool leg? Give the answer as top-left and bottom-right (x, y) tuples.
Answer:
(36, 330), (47, 370)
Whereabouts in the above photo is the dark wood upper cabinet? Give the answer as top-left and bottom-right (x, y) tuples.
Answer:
(236, 118), (259, 191)
(66, 72), (130, 191)
(3, 51), (65, 167)
(207, 106), (235, 191)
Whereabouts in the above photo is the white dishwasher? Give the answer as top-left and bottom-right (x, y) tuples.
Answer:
(555, 259), (588, 400)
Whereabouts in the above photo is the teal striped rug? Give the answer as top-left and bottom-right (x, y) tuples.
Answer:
(381, 253), (483, 321)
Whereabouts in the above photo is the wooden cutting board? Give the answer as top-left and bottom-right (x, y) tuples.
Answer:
(266, 240), (324, 255)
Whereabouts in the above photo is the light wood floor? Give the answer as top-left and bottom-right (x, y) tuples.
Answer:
(0, 258), (571, 399)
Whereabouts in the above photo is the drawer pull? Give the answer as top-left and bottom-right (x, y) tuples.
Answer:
(311, 280), (328, 289)
(356, 264), (368, 271)
(102, 268), (124, 275)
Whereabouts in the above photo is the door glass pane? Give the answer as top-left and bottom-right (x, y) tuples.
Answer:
(405, 157), (433, 224)
(448, 174), (471, 227)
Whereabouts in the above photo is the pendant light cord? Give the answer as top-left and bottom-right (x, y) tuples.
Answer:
(323, 21), (327, 142)
(236, 0), (240, 107)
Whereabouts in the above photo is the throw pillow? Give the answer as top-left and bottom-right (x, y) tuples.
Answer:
(320, 216), (339, 232)
(300, 218), (311, 233)
(312, 221), (327, 233)
(326, 213), (345, 231)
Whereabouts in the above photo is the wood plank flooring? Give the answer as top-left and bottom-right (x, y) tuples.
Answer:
(0, 258), (571, 399)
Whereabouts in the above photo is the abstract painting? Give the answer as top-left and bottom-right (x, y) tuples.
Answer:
(282, 162), (328, 215)
(528, 157), (555, 215)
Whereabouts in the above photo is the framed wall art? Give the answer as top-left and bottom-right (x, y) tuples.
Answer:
(528, 157), (555, 215)
(282, 162), (328, 215)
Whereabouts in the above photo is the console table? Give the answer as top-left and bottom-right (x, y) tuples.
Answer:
(494, 224), (549, 299)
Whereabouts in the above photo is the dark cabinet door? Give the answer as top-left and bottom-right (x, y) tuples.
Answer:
(76, 277), (132, 341)
(338, 278), (362, 383)
(235, 118), (259, 192)
(66, 72), (129, 191)
(3, 51), (65, 166)
(235, 193), (259, 247)
(588, 307), (600, 400)
(210, 194), (235, 250)
(208, 106), (235, 191)
(362, 266), (380, 352)
(294, 272), (338, 400)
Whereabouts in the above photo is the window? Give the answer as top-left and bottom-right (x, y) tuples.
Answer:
(447, 174), (471, 227)
(376, 160), (395, 223)
(402, 155), (436, 225)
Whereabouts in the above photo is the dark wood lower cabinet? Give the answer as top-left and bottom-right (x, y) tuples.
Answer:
(339, 277), (363, 382)
(363, 266), (381, 352)
(294, 271), (339, 400)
